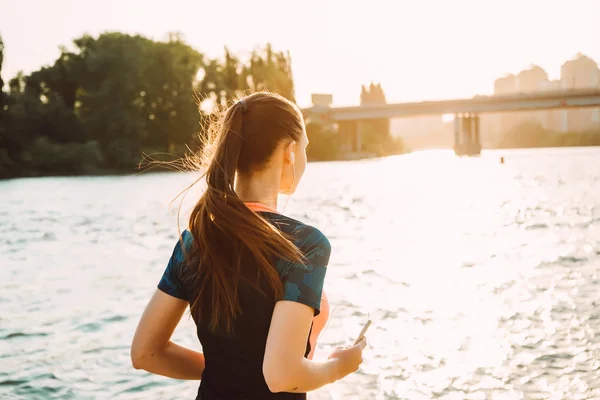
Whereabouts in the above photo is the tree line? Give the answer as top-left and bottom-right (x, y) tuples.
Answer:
(495, 121), (600, 149)
(0, 32), (300, 178)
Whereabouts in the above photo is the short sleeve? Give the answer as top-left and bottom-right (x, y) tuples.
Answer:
(157, 230), (192, 301)
(281, 228), (331, 316)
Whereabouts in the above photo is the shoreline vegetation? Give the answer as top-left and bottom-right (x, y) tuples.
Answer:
(493, 122), (600, 149)
(0, 31), (301, 179)
(1, 32), (598, 180)
(0, 31), (407, 179)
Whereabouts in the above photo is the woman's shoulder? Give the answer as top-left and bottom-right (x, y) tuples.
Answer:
(295, 224), (330, 254)
(263, 213), (331, 255)
(169, 229), (195, 264)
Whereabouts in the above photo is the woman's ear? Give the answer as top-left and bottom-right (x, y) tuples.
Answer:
(285, 141), (296, 165)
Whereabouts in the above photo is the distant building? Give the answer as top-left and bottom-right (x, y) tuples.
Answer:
(516, 65), (548, 92)
(494, 74), (517, 94)
(560, 53), (600, 131)
(491, 54), (600, 138)
(311, 93), (333, 107)
(518, 65), (553, 130)
(561, 53), (600, 89)
(360, 82), (387, 105)
(492, 73), (519, 140)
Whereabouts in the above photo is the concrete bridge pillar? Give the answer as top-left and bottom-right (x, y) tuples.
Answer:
(355, 121), (362, 153)
(453, 113), (482, 156)
(454, 115), (460, 145)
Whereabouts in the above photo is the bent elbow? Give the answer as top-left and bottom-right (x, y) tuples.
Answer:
(263, 359), (297, 393)
(263, 372), (287, 393)
(263, 363), (281, 392)
(131, 355), (145, 370)
(130, 345), (148, 370)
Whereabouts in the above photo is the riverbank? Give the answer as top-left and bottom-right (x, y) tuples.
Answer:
(0, 135), (409, 180)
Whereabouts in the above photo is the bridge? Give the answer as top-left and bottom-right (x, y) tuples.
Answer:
(302, 89), (600, 156)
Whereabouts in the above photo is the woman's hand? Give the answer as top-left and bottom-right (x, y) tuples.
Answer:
(327, 337), (367, 379)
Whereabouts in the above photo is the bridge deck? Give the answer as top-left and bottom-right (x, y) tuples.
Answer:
(304, 89), (600, 121)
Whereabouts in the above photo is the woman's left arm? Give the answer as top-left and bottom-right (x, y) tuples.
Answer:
(130, 289), (205, 380)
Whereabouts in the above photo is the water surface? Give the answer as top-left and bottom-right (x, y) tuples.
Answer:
(2, 147), (600, 399)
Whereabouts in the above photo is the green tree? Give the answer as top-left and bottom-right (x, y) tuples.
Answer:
(24, 61), (84, 144)
(305, 121), (339, 161)
(0, 33), (4, 109)
(1, 69), (94, 177)
(0, 36), (25, 178)
(0, 33), (7, 172)
(198, 47), (248, 107)
(140, 34), (204, 153)
(197, 43), (295, 111)
(0, 32), (301, 178)
(75, 33), (155, 166)
(495, 122), (600, 149)
(68, 32), (203, 168)
(243, 44), (296, 102)
(3, 73), (43, 151)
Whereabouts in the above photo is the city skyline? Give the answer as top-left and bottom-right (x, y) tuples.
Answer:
(491, 53), (600, 135)
(391, 53), (600, 149)
(1, 0), (599, 107)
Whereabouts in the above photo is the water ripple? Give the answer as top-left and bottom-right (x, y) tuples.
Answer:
(2, 148), (600, 399)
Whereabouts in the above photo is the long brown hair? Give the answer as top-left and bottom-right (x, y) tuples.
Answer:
(185, 92), (305, 332)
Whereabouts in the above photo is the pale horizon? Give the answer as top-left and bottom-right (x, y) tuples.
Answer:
(1, 0), (599, 107)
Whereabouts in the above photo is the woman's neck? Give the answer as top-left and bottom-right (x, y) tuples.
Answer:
(234, 170), (280, 210)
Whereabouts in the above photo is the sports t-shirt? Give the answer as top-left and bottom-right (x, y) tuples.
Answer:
(157, 208), (331, 400)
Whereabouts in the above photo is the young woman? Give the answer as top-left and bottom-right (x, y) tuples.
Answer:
(131, 92), (367, 399)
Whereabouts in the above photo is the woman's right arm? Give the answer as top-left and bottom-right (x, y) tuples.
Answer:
(262, 300), (366, 393)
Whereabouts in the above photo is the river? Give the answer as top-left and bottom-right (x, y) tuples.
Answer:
(2, 147), (600, 399)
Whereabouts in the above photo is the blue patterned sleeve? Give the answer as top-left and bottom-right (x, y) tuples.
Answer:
(280, 227), (331, 316)
(157, 230), (192, 301)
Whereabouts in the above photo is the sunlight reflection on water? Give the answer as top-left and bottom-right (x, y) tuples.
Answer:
(2, 147), (600, 399)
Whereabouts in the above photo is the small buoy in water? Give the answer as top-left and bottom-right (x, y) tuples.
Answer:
(500, 156), (505, 164)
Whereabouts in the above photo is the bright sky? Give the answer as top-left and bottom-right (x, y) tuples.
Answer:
(1, 0), (599, 107)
